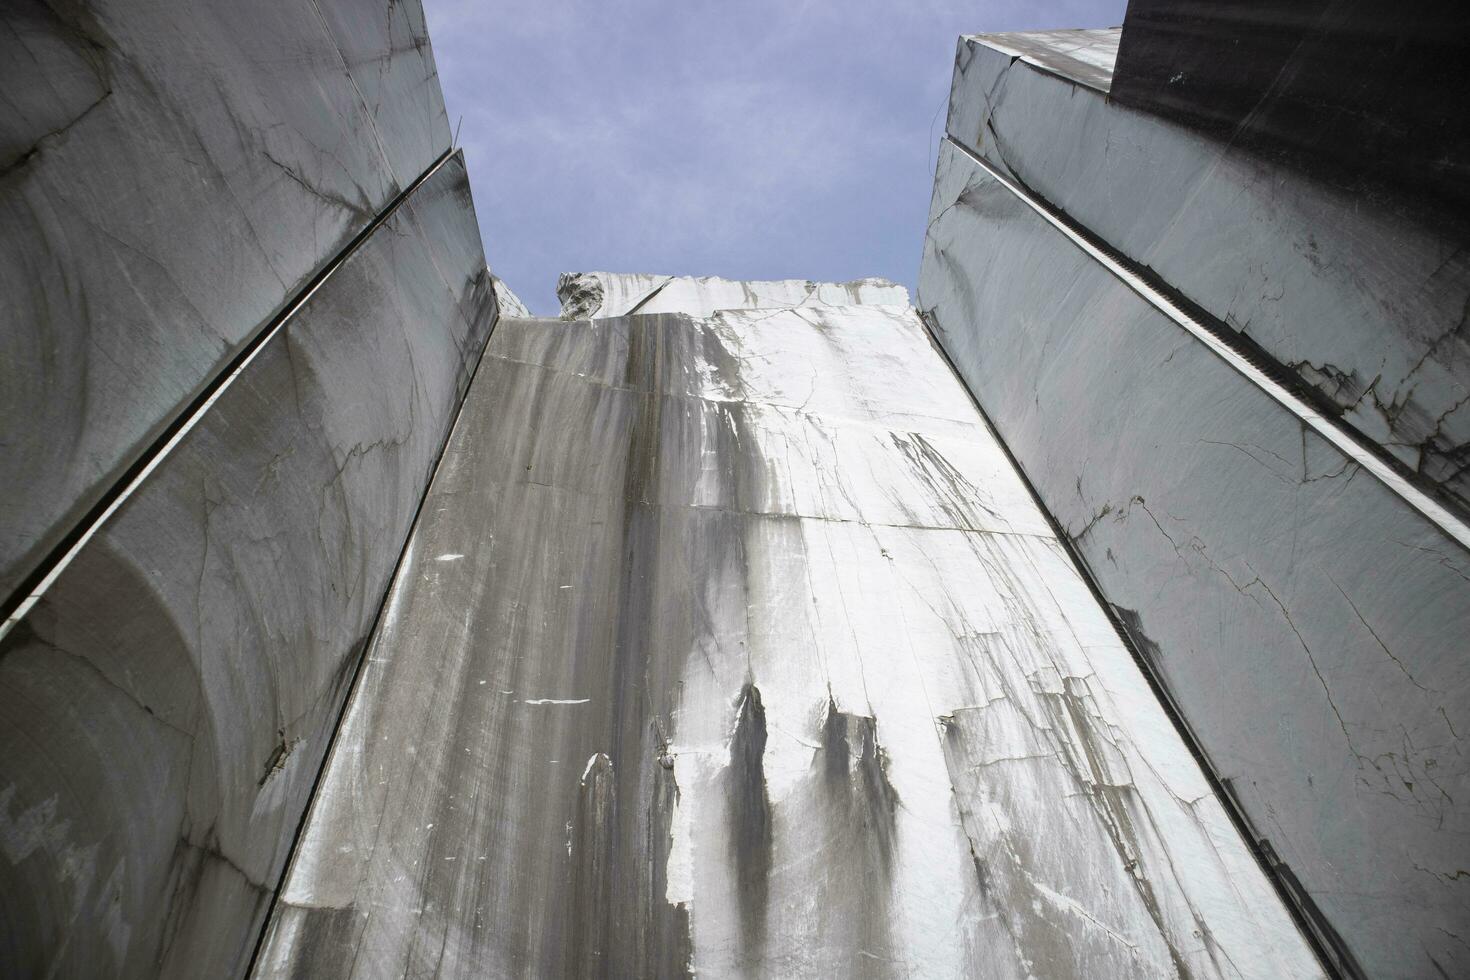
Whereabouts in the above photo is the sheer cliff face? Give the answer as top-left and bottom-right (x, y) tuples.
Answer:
(7, 2), (1457, 974)
(0, 152), (494, 980)
(0, 2), (493, 977)
(0, 0), (453, 603)
(923, 28), (1470, 979)
(257, 297), (1319, 979)
(947, 28), (1470, 518)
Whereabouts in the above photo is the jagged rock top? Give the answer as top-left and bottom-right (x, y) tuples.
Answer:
(969, 28), (1120, 92)
(490, 273), (531, 319)
(556, 271), (910, 319)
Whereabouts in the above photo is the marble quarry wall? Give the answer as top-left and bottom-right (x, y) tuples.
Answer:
(254, 290), (1320, 979)
(0, 0), (455, 603)
(921, 28), (1470, 980)
(4, 2), (1461, 978)
(0, 2), (498, 976)
(945, 28), (1470, 516)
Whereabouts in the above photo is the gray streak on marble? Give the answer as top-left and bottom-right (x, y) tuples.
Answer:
(919, 138), (1470, 979)
(0, 0), (452, 602)
(0, 154), (493, 979)
(256, 301), (1319, 978)
(944, 33), (1470, 516)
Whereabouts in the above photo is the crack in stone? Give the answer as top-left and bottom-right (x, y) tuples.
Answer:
(0, 88), (113, 181)
(1327, 576), (1440, 695)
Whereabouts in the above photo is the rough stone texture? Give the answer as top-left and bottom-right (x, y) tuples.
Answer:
(256, 302), (1319, 978)
(947, 32), (1470, 517)
(556, 271), (910, 318)
(919, 137), (1470, 979)
(556, 270), (664, 319)
(0, 0), (452, 602)
(0, 154), (494, 980)
(491, 273), (531, 318)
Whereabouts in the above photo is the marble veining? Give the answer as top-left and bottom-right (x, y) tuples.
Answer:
(0, 154), (493, 980)
(256, 301), (1320, 978)
(945, 33), (1470, 517)
(0, 0), (452, 602)
(920, 137), (1470, 979)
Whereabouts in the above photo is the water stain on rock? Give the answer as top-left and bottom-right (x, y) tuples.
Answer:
(727, 682), (773, 958)
(821, 699), (900, 873)
(814, 699), (901, 974)
(566, 752), (616, 977)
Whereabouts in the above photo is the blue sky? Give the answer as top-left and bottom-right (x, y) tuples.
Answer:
(424, 0), (1125, 314)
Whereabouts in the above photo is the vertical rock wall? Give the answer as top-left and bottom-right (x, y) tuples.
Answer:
(922, 38), (1470, 973)
(0, 3), (497, 976)
(0, 0), (452, 601)
(946, 30), (1470, 515)
(255, 302), (1319, 978)
(0, 150), (495, 980)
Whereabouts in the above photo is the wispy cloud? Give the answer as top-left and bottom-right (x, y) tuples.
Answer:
(425, 0), (1125, 313)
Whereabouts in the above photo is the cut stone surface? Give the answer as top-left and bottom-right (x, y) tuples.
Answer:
(945, 32), (1470, 517)
(556, 271), (910, 318)
(919, 137), (1470, 979)
(0, 0), (452, 602)
(0, 154), (493, 980)
(256, 303), (1320, 979)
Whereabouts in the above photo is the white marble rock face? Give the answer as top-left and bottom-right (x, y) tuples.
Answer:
(556, 270), (911, 318)
(256, 300), (1321, 979)
(0, 0), (452, 601)
(919, 137), (1470, 979)
(946, 31), (1470, 515)
(0, 154), (494, 980)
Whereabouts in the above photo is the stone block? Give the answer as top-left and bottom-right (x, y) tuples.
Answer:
(920, 137), (1470, 978)
(0, 153), (493, 979)
(0, 0), (452, 600)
